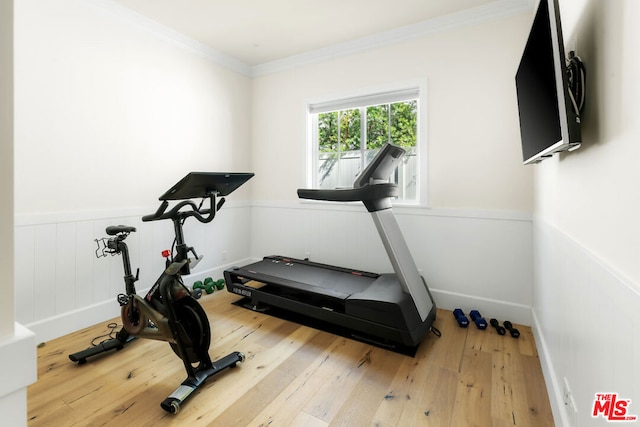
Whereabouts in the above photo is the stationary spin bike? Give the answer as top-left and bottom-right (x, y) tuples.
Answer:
(69, 172), (254, 414)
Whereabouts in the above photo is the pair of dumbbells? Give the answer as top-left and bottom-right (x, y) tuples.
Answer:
(489, 319), (520, 338)
(192, 277), (226, 299)
(453, 309), (487, 330)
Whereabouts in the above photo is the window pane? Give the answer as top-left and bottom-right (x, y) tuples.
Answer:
(313, 94), (419, 202)
(339, 149), (361, 187)
(318, 112), (338, 152)
(339, 109), (361, 151)
(397, 146), (417, 199)
(366, 104), (389, 150)
(390, 100), (417, 148)
(318, 151), (338, 188)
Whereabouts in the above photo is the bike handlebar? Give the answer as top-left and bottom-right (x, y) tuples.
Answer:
(141, 193), (220, 224)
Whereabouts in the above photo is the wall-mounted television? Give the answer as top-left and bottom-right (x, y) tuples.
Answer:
(515, 0), (585, 165)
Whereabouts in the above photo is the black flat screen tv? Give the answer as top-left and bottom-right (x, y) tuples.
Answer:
(515, 0), (582, 164)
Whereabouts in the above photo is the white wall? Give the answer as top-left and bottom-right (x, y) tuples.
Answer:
(14, 0), (253, 216)
(13, 0), (254, 341)
(1, 1), (37, 425)
(531, 0), (640, 425)
(250, 14), (533, 210)
(0, 0), (14, 338)
(250, 14), (535, 321)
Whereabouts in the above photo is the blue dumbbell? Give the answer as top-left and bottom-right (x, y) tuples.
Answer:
(469, 310), (488, 330)
(452, 308), (469, 328)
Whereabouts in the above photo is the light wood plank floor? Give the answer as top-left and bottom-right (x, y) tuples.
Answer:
(28, 289), (554, 426)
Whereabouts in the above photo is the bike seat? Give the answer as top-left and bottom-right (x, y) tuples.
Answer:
(106, 225), (137, 236)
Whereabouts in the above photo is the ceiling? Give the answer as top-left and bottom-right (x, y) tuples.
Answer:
(110, 0), (512, 67)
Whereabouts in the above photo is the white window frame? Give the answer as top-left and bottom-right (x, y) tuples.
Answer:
(306, 80), (427, 206)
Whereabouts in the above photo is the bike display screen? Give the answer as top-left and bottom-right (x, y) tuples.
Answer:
(159, 172), (254, 200)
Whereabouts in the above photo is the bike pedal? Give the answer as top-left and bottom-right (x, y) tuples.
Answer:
(117, 293), (129, 306)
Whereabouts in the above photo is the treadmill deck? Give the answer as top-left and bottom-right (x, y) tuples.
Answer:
(225, 255), (435, 350)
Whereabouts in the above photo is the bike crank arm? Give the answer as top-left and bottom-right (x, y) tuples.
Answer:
(160, 351), (245, 414)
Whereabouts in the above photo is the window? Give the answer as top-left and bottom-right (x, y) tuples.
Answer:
(308, 88), (420, 202)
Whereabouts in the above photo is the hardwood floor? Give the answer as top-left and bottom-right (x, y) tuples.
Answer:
(27, 289), (554, 426)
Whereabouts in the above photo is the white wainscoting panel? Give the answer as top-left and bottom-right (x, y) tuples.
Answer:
(532, 218), (640, 427)
(14, 204), (252, 342)
(15, 202), (535, 343)
(250, 202), (533, 325)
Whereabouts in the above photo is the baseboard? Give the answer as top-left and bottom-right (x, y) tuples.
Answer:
(26, 298), (122, 344)
(531, 309), (568, 427)
(430, 288), (532, 326)
(25, 258), (257, 343)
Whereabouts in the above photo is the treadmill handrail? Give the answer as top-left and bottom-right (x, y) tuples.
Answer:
(297, 183), (398, 212)
(297, 183), (398, 202)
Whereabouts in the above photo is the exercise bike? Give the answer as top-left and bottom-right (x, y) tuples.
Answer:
(69, 172), (254, 414)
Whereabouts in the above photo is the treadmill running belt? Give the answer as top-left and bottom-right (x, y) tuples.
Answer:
(241, 257), (378, 299)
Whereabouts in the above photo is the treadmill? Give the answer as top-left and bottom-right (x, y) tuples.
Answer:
(225, 143), (437, 350)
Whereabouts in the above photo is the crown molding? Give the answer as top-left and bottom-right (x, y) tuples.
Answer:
(253, 0), (533, 77)
(88, 0), (533, 79)
(86, 0), (253, 76)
